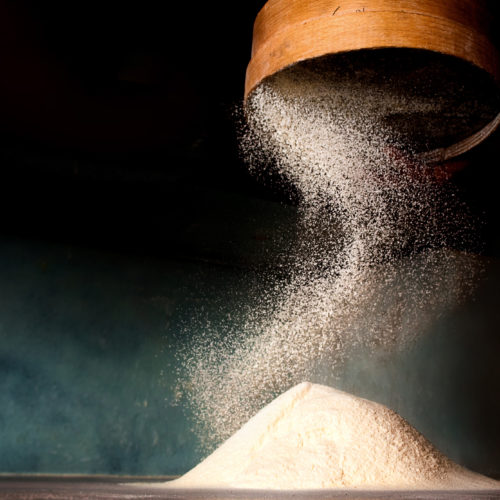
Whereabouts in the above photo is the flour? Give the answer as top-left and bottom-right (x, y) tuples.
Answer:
(165, 383), (498, 490)
(178, 56), (481, 449)
(163, 49), (498, 490)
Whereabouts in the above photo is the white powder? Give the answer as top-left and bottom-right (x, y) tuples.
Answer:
(165, 383), (498, 490)
(178, 58), (481, 450)
(162, 53), (498, 491)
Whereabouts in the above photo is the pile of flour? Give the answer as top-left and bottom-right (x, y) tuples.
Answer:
(165, 383), (497, 490)
(165, 383), (496, 490)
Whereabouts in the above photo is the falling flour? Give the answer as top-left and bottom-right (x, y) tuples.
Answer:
(159, 47), (500, 492)
(165, 383), (498, 490)
(177, 52), (483, 454)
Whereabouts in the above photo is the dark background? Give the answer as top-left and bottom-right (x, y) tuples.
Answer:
(0, 0), (499, 259)
(0, 0), (275, 261)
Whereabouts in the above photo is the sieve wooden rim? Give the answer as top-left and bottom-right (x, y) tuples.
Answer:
(244, 0), (500, 163)
(418, 111), (500, 164)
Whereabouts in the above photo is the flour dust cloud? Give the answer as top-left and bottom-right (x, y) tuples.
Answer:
(176, 52), (482, 451)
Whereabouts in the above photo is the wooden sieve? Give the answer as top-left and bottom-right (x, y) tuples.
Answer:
(244, 0), (500, 164)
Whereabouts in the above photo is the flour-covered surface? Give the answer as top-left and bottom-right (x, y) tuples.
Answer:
(163, 383), (498, 491)
(1, 478), (500, 499)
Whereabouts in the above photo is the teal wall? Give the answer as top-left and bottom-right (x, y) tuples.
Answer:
(0, 196), (499, 478)
(0, 238), (205, 474)
(0, 189), (295, 476)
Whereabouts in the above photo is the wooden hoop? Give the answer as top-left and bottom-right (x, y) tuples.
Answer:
(244, 0), (500, 163)
(245, 0), (499, 98)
